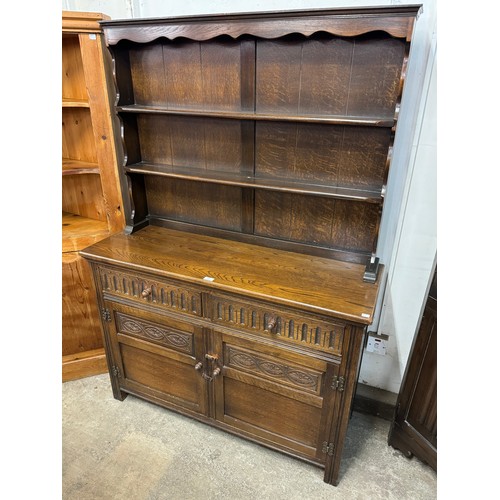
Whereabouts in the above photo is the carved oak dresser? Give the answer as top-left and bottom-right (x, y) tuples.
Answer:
(80, 5), (422, 486)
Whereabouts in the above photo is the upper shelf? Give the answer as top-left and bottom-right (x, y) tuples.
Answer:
(117, 105), (394, 127)
(125, 162), (384, 203)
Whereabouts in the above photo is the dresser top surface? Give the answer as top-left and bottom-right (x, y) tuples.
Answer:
(81, 226), (382, 324)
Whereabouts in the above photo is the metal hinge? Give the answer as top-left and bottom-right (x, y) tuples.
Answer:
(102, 308), (111, 322)
(111, 366), (121, 378)
(331, 375), (345, 392)
(322, 442), (335, 456)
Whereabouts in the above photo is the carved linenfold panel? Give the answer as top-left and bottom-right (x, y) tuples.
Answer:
(212, 296), (345, 355)
(98, 266), (202, 316)
(225, 345), (321, 393)
(115, 311), (194, 354)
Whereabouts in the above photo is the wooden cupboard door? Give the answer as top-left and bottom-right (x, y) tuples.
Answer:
(388, 269), (437, 470)
(104, 301), (209, 417)
(212, 331), (339, 464)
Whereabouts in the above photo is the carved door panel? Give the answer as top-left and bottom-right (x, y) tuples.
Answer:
(212, 330), (340, 464)
(104, 300), (209, 417)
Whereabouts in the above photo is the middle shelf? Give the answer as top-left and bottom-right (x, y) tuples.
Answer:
(117, 104), (395, 127)
(125, 162), (384, 202)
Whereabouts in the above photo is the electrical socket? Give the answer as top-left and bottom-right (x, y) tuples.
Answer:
(366, 333), (388, 355)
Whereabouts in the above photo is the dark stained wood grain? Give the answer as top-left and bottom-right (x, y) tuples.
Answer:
(256, 33), (406, 119)
(136, 114), (243, 171)
(117, 104), (394, 127)
(256, 122), (391, 189)
(106, 301), (208, 416)
(256, 35), (352, 115)
(145, 177), (243, 232)
(81, 225), (381, 323)
(124, 163), (383, 202)
(346, 35), (406, 118)
(388, 268), (437, 471)
(254, 192), (379, 253)
(102, 6), (421, 45)
(128, 39), (242, 110)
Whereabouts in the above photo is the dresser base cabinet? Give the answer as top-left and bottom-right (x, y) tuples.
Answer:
(82, 226), (379, 486)
(82, 6), (422, 486)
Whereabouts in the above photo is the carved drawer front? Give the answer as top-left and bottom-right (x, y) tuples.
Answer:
(97, 265), (202, 317)
(209, 294), (345, 356)
(115, 311), (194, 356)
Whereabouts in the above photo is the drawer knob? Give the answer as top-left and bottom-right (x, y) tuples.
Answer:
(212, 367), (221, 378)
(141, 287), (152, 298)
(194, 362), (203, 371)
(265, 316), (278, 332)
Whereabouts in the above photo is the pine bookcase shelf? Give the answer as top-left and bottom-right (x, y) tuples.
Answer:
(62, 98), (90, 108)
(62, 11), (125, 382)
(62, 158), (100, 176)
(62, 212), (110, 253)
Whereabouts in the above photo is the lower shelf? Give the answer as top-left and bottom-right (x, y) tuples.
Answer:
(62, 348), (108, 382)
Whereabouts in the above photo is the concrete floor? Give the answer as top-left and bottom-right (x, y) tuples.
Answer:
(62, 374), (437, 499)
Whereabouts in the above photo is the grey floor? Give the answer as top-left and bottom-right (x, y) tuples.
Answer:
(62, 374), (437, 500)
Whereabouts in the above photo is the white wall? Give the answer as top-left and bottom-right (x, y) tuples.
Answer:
(361, 39), (437, 392)
(62, 0), (438, 395)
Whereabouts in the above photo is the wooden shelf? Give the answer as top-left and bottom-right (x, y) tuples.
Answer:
(63, 98), (90, 108)
(117, 104), (395, 127)
(62, 212), (110, 252)
(62, 158), (100, 176)
(125, 162), (383, 203)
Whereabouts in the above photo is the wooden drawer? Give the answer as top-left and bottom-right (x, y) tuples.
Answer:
(96, 265), (202, 317)
(208, 292), (346, 356)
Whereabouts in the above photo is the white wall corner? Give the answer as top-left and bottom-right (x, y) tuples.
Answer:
(360, 18), (437, 393)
